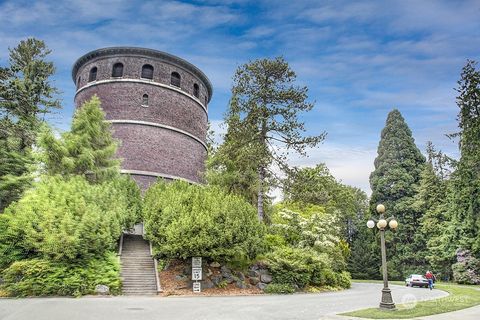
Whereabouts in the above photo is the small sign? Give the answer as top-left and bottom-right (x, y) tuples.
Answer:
(193, 281), (201, 293)
(192, 267), (203, 280)
(192, 257), (202, 268)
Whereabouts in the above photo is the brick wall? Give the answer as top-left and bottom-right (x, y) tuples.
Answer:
(72, 48), (211, 189)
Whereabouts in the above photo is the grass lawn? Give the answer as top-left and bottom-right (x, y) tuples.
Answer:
(340, 281), (480, 319)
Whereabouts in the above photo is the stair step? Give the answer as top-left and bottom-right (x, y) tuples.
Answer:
(120, 234), (158, 295)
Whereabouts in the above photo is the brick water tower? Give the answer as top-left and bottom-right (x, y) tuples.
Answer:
(72, 47), (212, 190)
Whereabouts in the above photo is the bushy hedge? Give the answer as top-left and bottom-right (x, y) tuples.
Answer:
(265, 246), (351, 289)
(1, 252), (121, 297)
(143, 180), (266, 261)
(264, 204), (352, 291)
(0, 175), (140, 269)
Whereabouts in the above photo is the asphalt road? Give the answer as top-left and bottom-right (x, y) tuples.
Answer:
(0, 283), (448, 320)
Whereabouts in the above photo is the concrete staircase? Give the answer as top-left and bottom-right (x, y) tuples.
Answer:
(120, 234), (158, 295)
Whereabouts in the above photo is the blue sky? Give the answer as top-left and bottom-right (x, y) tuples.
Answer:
(1, 0), (479, 194)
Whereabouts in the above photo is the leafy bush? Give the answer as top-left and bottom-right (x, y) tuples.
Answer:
(0, 175), (139, 269)
(265, 246), (351, 289)
(266, 246), (327, 288)
(1, 252), (121, 297)
(264, 283), (295, 294)
(270, 206), (346, 266)
(143, 180), (266, 261)
(452, 248), (480, 284)
(336, 271), (352, 289)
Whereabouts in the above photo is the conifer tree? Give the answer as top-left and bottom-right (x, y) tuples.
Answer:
(448, 60), (480, 256)
(369, 109), (426, 278)
(38, 95), (120, 183)
(0, 38), (60, 211)
(209, 57), (325, 221)
(415, 143), (453, 278)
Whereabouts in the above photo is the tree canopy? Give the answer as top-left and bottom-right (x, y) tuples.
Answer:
(208, 57), (324, 221)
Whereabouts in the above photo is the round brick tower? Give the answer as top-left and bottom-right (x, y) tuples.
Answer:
(72, 47), (212, 190)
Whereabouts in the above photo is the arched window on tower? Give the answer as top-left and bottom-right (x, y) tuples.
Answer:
(112, 63), (124, 77)
(142, 94), (149, 107)
(171, 72), (181, 87)
(89, 67), (97, 82)
(193, 83), (199, 98)
(77, 76), (81, 89)
(141, 64), (154, 79)
(205, 96), (208, 106)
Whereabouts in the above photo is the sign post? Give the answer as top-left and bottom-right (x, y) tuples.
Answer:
(192, 257), (202, 293)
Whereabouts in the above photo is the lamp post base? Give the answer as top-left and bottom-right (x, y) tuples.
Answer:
(379, 287), (396, 310)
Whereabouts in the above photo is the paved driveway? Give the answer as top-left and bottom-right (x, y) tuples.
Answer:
(0, 283), (447, 320)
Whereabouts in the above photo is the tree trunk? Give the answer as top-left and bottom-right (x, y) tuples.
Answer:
(257, 166), (265, 221)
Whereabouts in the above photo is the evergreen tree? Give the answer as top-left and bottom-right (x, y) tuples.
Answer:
(415, 143), (453, 278)
(348, 225), (382, 279)
(369, 109), (426, 278)
(448, 60), (480, 256)
(209, 57), (325, 221)
(38, 95), (120, 183)
(0, 38), (60, 210)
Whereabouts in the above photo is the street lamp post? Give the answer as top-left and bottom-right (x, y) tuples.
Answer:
(367, 204), (398, 310)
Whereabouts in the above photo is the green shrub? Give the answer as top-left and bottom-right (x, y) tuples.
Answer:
(1, 252), (121, 297)
(452, 249), (480, 284)
(217, 280), (228, 289)
(143, 180), (266, 261)
(265, 246), (351, 289)
(0, 175), (139, 269)
(266, 247), (327, 288)
(264, 283), (295, 294)
(336, 271), (352, 289)
(319, 269), (337, 287)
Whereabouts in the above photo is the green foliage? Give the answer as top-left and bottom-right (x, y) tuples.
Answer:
(264, 283), (295, 294)
(143, 180), (266, 261)
(369, 109), (426, 278)
(38, 95), (120, 184)
(348, 226), (381, 280)
(451, 249), (480, 284)
(271, 206), (342, 256)
(217, 280), (228, 289)
(0, 38), (60, 211)
(0, 175), (138, 269)
(1, 252), (121, 297)
(266, 247), (323, 288)
(208, 57), (324, 220)
(265, 245), (351, 289)
(265, 203), (351, 290)
(336, 271), (352, 289)
(415, 145), (454, 278)
(447, 60), (480, 256)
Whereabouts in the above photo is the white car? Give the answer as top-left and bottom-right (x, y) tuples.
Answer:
(405, 274), (430, 288)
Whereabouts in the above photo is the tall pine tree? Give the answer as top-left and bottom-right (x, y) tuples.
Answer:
(38, 95), (120, 184)
(448, 60), (480, 256)
(369, 109), (426, 278)
(415, 142), (453, 278)
(208, 57), (324, 221)
(0, 38), (60, 211)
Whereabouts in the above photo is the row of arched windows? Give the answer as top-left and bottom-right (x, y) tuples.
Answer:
(86, 63), (201, 99)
